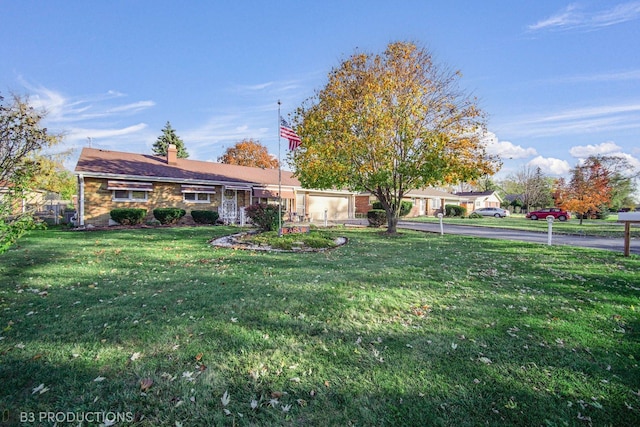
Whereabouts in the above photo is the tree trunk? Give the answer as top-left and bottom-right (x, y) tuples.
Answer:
(385, 209), (399, 234)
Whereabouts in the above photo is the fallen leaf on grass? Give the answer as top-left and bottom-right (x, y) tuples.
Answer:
(195, 353), (203, 361)
(32, 384), (49, 394)
(140, 378), (153, 391)
(221, 390), (230, 406)
(94, 376), (106, 382)
(130, 352), (142, 361)
(479, 357), (492, 364)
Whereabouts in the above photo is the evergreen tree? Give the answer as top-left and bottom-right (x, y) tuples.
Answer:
(152, 121), (189, 158)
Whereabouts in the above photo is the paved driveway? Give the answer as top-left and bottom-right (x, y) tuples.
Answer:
(396, 220), (639, 255)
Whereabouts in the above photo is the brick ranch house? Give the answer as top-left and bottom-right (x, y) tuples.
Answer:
(74, 145), (356, 227)
(355, 188), (464, 217)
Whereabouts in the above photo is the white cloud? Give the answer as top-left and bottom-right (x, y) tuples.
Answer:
(528, 2), (640, 32)
(569, 141), (621, 158)
(483, 131), (537, 159)
(528, 4), (581, 31)
(614, 152), (640, 169)
(180, 114), (273, 151)
(497, 103), (640, 138)
(65, 123), (148, 143)
(568, 142), (640, 170)
(534, 104), (640, 123)
(235, 82), (274, 91)
(527, 156), (572, 176)
(545, 69), (640, 84)
(18, 80), (155, 125)
(106, 101), (156, 114)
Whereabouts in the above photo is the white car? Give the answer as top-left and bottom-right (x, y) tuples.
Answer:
(471, 207), (510, 218)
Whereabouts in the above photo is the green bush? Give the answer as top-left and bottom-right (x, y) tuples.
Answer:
(367, 209), (387, 227)
(595, 207), (610, 220)
(110, 208), (147, 225)
(468, 212), (483, 219)
(245, 203), (283, 231)
(372, 200), (413, 217)
(445, 204), (466, 217)
(153, 208), (186, 225)
(191, 210), (220, 224)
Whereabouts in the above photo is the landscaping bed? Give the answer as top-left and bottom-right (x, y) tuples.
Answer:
(211, 229), (346, 252)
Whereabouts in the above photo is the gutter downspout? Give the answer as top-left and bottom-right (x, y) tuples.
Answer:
(78, 174), (85, 226)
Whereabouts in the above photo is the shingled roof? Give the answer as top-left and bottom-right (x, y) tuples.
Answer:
(75, 147), (301, 187)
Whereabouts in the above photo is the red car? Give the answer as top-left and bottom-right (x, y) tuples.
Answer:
(526, 208), (570, 221)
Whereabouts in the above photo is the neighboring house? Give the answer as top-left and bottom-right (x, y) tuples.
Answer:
(455, 191), (503, 213)
(0, 181), (47, 215)
(355, 188), (463, 217)
(74, 145), (356, 227)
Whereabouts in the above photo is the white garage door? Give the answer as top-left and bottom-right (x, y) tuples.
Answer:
(307, 195), (350, 221)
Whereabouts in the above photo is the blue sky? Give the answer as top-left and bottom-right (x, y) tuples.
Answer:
(2, 1), (639, 181)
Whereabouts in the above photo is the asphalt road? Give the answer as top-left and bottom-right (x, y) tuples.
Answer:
(396, 220), (640, 255)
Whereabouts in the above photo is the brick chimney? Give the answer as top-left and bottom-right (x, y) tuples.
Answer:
(167, 144), (178, 165)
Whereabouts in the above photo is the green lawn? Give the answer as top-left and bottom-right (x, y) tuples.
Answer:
(1, 226), (639, 426)
(405, 214), (640, 238)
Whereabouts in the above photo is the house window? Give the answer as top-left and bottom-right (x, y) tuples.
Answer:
(108, 180), (153, 202)
(113, 190), (148, 202)
(431, 197), (441, 209)
(183, 192), (210, 203)
(181, 185), (216, 203)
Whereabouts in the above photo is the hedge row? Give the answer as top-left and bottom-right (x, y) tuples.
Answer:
(445, 204), (466, 217)
(109, 208), (219, 225)
(153, 208), (186, 225)
(191, 210), (219, 224)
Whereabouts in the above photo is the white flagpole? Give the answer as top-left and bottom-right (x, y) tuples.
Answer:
(277, 100), (282, 236)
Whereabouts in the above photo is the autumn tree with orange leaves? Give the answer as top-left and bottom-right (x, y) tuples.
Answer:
(292, 42), (499, 233)
(556, 156), (611, 225)
(218, 139), (279, 169)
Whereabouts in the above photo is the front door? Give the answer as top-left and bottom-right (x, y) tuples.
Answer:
(221, 189), (237, 223)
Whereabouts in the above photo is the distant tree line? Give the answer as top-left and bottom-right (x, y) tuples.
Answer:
(482, 156), (637, 219)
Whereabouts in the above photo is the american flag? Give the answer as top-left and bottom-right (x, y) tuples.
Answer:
(280, 118), (302, 150)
